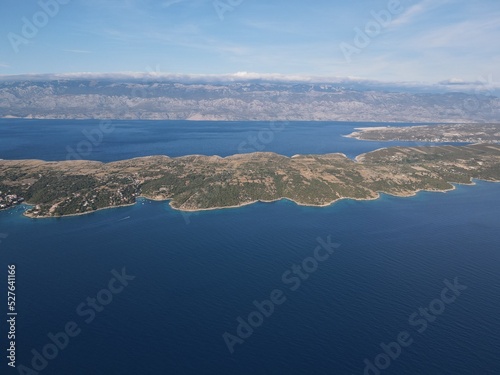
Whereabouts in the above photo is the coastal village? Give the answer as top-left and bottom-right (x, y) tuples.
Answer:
(0, 191), (24, 210)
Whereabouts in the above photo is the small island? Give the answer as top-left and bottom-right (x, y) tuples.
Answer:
(1, 144), (499, 218)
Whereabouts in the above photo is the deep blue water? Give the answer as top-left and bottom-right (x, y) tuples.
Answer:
(0, 119), (464, 161)
(0, 120), (499, 375)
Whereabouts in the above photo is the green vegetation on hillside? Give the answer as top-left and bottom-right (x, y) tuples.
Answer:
(0, 144), (499, 217)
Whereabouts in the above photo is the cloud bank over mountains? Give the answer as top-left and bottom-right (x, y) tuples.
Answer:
(1, 72), (499, 94)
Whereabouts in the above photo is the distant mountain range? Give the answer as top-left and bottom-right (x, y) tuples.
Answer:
(0, 73), (499, 122)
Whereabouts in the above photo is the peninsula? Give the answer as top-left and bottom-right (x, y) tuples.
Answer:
(1, 144), (499, 218)
(346, 123), (500, 143)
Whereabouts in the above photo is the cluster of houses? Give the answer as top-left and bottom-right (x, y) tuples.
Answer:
(0, 192), (24, 210)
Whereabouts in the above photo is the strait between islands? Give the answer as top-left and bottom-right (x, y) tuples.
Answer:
(0, 143), (500, 218)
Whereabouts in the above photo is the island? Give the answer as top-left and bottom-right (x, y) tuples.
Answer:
(346, 123), (500, 143)
(0, 144), (499, 218)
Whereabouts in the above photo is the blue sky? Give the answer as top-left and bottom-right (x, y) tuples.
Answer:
(1, 0), (499, 83)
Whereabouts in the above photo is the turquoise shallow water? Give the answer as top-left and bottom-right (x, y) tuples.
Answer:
(0, 121), (499, 374)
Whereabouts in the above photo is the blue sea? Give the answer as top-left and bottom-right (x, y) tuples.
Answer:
(0, 120), (499, 375)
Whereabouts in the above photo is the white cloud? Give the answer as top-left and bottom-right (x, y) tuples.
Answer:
(162, 0), (185, 7)
(441, 78), (466, 84)
(0, 71), (496, 91)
